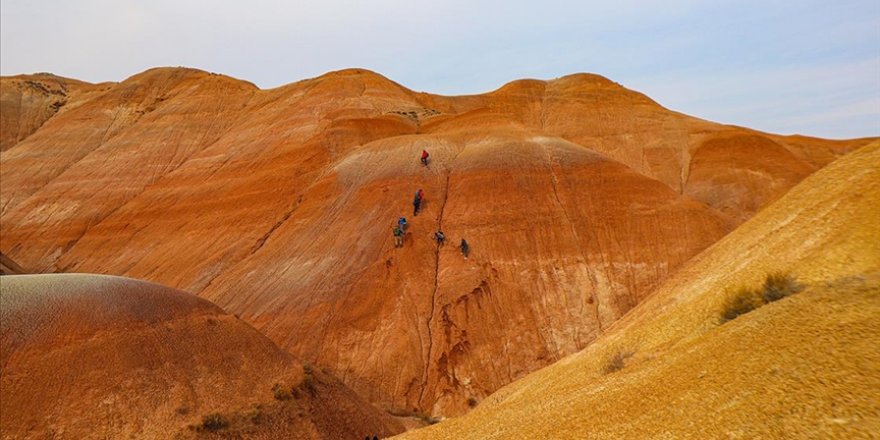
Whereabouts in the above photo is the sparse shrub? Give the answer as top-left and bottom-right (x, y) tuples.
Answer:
(602, 350), (634, 375)
(298, 365), (318, 396)
(761, 272), (803, 303)
(176, 406), (190, 416)
(200, 413), (229, 431)
(272, 383), (292, 400)
(720, 273), (804, 323)
(721, 286), (762, 323)
(466, 397), (478, 408)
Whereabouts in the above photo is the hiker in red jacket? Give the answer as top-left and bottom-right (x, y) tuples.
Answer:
(420, 150), (430, 166)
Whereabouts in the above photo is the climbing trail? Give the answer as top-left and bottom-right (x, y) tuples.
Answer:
(418, 156), (455, 408)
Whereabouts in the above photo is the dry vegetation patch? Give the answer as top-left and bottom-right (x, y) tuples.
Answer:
(602, 350), (635, 375)
(721, 272), (803, 323)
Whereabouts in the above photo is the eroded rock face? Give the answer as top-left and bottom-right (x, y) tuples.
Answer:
(0, 274), (403, 439)
(392, 141), (880, 440)
(1, 67), (873, 415)
(0, 74), (99, 152)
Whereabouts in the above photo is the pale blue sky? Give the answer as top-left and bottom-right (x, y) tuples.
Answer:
(2, 0), (878, 138)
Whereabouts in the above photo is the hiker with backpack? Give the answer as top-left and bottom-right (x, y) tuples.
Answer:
(434, 230), (446, 246)
(420, 150), (430, 166)
(392, 225), (404, 248)
(398, 216), (408, 231)
(413, 189), (424, 216)
(460, 238), (469, 259)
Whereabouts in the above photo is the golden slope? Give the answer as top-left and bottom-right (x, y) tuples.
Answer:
(396, 142), (880, 438)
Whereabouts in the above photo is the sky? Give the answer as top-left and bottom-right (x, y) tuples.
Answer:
(1, 0), (878, 138)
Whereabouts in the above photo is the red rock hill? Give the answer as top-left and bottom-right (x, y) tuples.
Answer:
(0, 68), (873, 415)
(0, 274), (403, 439)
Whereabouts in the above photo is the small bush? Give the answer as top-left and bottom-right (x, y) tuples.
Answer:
(272, 383), (292, 400)
(175, 406), (189, 416)
(720, 273), (804, 323)
(602, 350), (634, 375)
(200, 413), (229, 431)
(298, 365), (317, 396)
(721, 287), (762, 323)
(300, 375), (317, 396)
(466, 397), (478, 408)
(762, 272), (803, 303)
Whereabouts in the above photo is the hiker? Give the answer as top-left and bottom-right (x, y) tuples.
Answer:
(392, 225), (404, 248)
(420, 149), (430, 166)
(434, 230), (446, 246)
(413, 189), (424, 216)
(398, 216), (408, 231)
(460, 238), (469, 259)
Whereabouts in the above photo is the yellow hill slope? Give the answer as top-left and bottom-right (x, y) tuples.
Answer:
(395, 141), (880, 439)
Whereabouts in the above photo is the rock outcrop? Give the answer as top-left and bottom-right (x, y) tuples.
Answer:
(1, 67), (874, 415)
(0, 274), (403, 439)
(395, 141), (880, 438)
(0, 74), (107, 152)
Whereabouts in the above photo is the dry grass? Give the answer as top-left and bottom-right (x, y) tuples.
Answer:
(601, 350), (634, 375)
(762, 272), (803, 303)
(298, 365), (318, 396)
(272, 383), (292, 400)
(721, 287), (763, 323)
(721, 273), (803, 323)
(199, 413), (229, 431)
